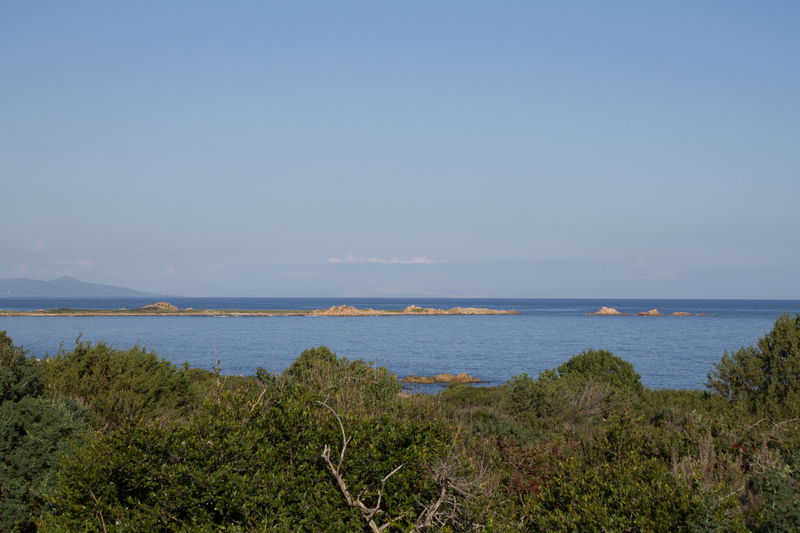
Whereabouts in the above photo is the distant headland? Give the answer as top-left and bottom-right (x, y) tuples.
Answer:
(0, 276), (160, 298)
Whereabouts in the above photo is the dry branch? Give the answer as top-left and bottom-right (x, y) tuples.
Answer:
(317, 401), (406, 533)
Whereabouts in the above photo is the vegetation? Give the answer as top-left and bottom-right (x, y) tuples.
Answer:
(0, 332), (89, 533)
(708, 312), (800, 418)
(43, 337), (198, 430)
(2, 313), (800, 531)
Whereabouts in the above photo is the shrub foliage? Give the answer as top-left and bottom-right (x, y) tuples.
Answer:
(43, 337), (197, 430)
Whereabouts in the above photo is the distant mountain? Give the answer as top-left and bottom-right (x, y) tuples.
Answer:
(0, 277), (159, 297)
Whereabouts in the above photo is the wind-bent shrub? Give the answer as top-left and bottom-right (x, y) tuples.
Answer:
(43, 338), (197, 429)
(707, 312), (800, 417)
(41, 374), (454, 532)
(0, 332), (89, 533)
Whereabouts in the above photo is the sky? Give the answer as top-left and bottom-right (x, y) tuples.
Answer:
(1, 1), (798, 298)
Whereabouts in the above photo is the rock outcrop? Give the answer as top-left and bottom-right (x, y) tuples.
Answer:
(635, 309), (664, 316)
(586, 307), (626, 316)
(142, 302), (178, 311)
(402, 373), (484, 384)
(588, 307), (710, 317)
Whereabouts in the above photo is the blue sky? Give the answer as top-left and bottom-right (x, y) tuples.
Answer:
(2, 1), (798, 298)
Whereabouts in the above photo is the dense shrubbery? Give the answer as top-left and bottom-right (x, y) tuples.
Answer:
(708, 312), (800, 418)
(0, 332), (89, 533)
(42, 355), (459, 532)
(5, 312), (800, 531)
(43, 337), (198, 430)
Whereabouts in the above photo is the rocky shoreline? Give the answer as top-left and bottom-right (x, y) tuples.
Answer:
(401, 373), (485, 384)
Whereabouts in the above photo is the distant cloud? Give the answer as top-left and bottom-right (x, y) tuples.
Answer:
(327, 252), (435, 264)
(165, 267), (175, 275)
(27, 241), (46, 254)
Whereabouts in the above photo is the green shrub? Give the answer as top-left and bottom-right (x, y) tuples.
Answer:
(504, 351), (641, 430)
(0, 331), (43, 403)
(41, 377), (456, 532)
(707, 313), (800, 418)
(282, 345), (401, 418)
(520, 412), (746, 532)
(557, 348), (643, 394)
(0, 332), (89, 533)
(43, 338), (198, 430)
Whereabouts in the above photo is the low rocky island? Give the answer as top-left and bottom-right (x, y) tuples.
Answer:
(586, 307), (712, 316)
(311, 304), (518, 316)
(0, 302), (519, 317)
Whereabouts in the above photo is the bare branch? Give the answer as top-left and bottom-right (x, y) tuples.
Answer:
(317, 400), (407, 533)
(88, 489), (108, 533)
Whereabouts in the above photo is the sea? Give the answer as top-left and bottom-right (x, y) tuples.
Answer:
(1, 298), (799, 392)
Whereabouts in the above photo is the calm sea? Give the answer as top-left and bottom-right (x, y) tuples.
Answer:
(2, 298), (799, 391)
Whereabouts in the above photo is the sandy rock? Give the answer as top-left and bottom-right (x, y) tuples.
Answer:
(669, 312), (694, 316)
(587, 306), (626, 316)
(635, 309), (664, 316)
(402, 373), (484, 384)
(142, 302), (178, 311)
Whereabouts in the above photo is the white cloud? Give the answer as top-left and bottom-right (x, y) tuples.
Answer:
(165, 267), (175, 275)
(346, 252), (366, 262)
(327, 252), (435, 264)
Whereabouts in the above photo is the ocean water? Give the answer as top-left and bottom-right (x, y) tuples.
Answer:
(1, 298), (799, 391)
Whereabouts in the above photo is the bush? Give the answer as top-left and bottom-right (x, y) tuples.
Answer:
(707, 313), (800, 418)
(0, 332), (89, 533)
(503, 349), (641, 430)
(43, 338), (198, 430)
(0, 331), (43, 403)
(41, 375), (455, 532)
(282, 345), (402, 418)
(520, 412), (746, 532)
(557, 348), (643, 394)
